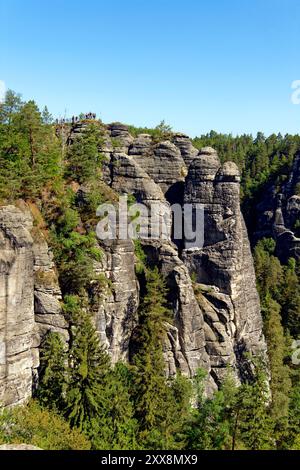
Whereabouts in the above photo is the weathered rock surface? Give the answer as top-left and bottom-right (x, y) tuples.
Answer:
(68, 126), (267, 388)
(94, 237), (139, 364)
(108, 122), (134, 153)
(183, 148), (266, 384)
(33, 235), (68, 343)
(172, 133), (199, 167)
(0, 205), (67, 407)
(99, 133), (266, 387)
(252, 151), (300, 261)
(0, 206), (35, 407)
(106, 152), (172, 240)
(140, 239), (215, 393)
(0, 122), (268, 406)
(110, 152), (165, 203)
(0, 444), (42, 450)
(129, 140), (187, 194)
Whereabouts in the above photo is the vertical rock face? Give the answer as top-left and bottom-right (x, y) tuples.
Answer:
(0, 205), (67, 407)
(172, 133), (199, 167)
(183, 148), (266, 384)
(275, 153), (300, 260)
(140, 240), (215, 393)
(0, 206), (35, 406)
(100, 127), (266, 388)
(110, 152), (166, 204)
(253, 151), (300, 262)
(94, 238), (139, 364)
(107, 123), (134, 153)
(33, 236), (68, 342)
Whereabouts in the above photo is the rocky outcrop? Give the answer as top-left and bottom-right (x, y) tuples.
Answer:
(108, 122), (134, 153)
(172, 133), (199, 167)
(140, 239), (215, 393)
(0, 122), (268, 406)
(253, 151), (300, 262)
(110, 152), (166, 204)
(0, 206), (35, 407)
(0, 205), (67, 408)
(33, 236), (68, 342)
(183, 148), (266, 385)
(78, 125), (266, 387)
(98, 127), (266, 387)
(94, 237), (139, 364)
(129, 140), (187, 194)
(121, 146), (266, 388)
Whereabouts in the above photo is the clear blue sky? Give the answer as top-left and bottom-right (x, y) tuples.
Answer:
(1, 0), (300, 136)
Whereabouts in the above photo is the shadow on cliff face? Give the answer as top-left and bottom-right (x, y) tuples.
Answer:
(127, 249), (183, 372)
(165, 182), (185, 251)
(234, 338), (262, 383)
(165, 181), (185, 206)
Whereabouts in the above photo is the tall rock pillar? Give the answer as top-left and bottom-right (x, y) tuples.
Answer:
(183, 147), (267, 384)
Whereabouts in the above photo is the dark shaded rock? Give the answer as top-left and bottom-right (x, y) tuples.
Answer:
(128, 133), (152, 156)
(252, 152), (300, 262)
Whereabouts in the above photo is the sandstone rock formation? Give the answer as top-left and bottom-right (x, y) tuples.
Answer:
(0, 206), (35, 407)
(0, 205), (67, 407)
(140, 240), (214, 392)
(94, 237), (139, 364)
(183, 148), (266, 385)
(93, 126), (267, 389)
(0, 123), (267, 406)
(108, 122), (134, 153)
(253, 151), (300, 261)
(172, 133), (198, 167)
(129, 139), (186, 194)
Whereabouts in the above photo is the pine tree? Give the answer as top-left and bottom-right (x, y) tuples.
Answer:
(280, 258), (300, 336)
(17, 100), (61, 196)
(170, 372), (193, 447)
(253, 238), (283, 300)
(91, 363), (138, 450)
(185, 369), (232, 450)
(0, 92), (61, 201)
(65, 123), (104, 184)
(64, 297), (110, 432)
(0, 89), (22, 125)
(262, 294), (291, 447)
(132, 267), (179, 449)
(288, 369), (300, 449)
(220, 371), (240, 450)
(237, 360), (274, 450)
(0, 90), (24, 200)
(253, 239), (294, 447)
(42, 105), (53, 124)
(37, 331), (67, 411)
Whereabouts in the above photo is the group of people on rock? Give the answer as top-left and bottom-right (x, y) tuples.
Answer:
(55, 118), (70, 124)
(71, 113), (97, 123)
(55, 113), (97, 125)
(82, 112), (96, 121)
